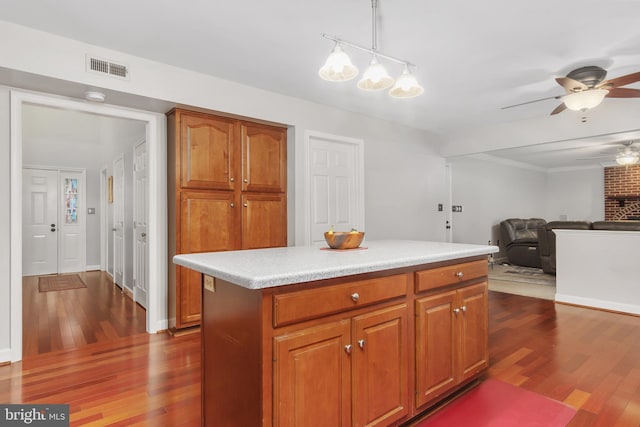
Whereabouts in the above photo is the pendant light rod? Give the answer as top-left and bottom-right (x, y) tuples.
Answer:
(371, 0), (378, 51)
(320, 33), (416, 69)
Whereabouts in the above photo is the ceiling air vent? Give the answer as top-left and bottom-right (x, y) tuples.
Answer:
(86, 55), (129, 80)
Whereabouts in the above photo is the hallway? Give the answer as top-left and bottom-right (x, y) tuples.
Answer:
(22, 271), (147, 358)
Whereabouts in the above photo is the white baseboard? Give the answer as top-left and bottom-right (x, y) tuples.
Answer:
(85, 264), (101, 271)
(555, 293), (640, 315)
(0, 347), (11, 364)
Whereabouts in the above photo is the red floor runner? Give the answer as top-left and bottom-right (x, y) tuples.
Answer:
(416, 379), (576, 427)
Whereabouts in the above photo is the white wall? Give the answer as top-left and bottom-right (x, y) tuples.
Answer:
(545, 167), (604, 221)
(448, 156), (547, 258)
(448, 155), (607, 260)
(0, 22), (446, 361)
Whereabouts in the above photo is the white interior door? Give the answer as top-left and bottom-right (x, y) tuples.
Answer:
(59, 170), (86, 273)
(113, 155), (125, 288)
(133, 140), (148, 308)
(22, 168), (58, 276)
(307, 133), (364, 245)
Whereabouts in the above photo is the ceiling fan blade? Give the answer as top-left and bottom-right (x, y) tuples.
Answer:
(598, 71), (640, 89)
(550, 103), (567, 115)
(576, 155), (612, 160)
(501, 95), (562, 110)
(605, 87), (640, 98)
(555, 77), (588, 91)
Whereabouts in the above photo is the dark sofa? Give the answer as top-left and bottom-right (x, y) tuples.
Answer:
(502, 218), (640, 273)
(500, 218), (547, 268)
(537, 220), (640, 274)
(537, 221), (592, 274)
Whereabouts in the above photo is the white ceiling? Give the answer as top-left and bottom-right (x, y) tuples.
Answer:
(3, 0), (640, 168)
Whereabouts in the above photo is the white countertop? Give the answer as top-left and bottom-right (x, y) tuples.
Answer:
(173, 240), (498, 290)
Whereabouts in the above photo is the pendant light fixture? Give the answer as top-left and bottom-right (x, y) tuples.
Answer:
(319, 0), (423, 98)
(319, 42), (359, 82)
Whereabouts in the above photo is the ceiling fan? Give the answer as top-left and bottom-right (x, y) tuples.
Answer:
(503, 66), (640, 115)
(577, 141), (640, 165)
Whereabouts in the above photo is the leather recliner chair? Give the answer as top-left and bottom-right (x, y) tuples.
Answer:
(500, 218), (547, 268)
(537, 221), (592, 274)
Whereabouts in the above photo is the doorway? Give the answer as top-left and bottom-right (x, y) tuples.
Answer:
(22, 167), (87, 276)
(304, 131), (365, 245)
(10, 90), (167, 362)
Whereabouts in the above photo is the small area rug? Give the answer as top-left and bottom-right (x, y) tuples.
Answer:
(415, 379), (576, 427)
(488, 264), (556, 300)
(489, 264), (555, 286)
(38, 274), (87, 293)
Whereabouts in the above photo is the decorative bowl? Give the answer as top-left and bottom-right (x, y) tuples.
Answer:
(324, 231), (365, 249)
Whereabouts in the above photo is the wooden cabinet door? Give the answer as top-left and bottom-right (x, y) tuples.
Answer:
(457, 282), (489, 383)
(352, 304), (409, 427)
(241, 193), (286, 249)
(178, 191), (239, 327)
(415, 291), (457, 408)
(180, 113), (237, 190)
(241, 123), (286, 193)
(274, 320), (352, 427)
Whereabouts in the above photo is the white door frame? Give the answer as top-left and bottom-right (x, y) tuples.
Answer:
(303, 130), (365, 246)
(10, 90), (168, 362)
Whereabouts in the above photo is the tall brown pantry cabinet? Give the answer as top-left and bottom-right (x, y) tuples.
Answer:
(167, 108), (287, 331)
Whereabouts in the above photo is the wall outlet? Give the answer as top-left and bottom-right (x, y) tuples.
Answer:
(452, 205), (463, 212)
(87, 207), (95, 214)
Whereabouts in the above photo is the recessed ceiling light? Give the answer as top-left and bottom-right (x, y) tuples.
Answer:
(84, 91), (106, 102)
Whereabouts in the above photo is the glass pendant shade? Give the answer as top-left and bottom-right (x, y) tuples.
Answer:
(357, 56), (394, 91)
(389, 66), (424, 98)
(319, 43), (359, 82)
(563, 89), (609, 111)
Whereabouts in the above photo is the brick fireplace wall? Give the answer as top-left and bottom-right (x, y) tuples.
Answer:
(604, 165), (640, 220)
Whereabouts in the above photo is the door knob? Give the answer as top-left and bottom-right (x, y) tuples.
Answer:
(51, 224), (56, 227)
(50, 228), (56, 232)
(141, 233), (147, 237)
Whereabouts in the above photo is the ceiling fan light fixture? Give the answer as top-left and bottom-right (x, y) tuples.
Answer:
(319, 43), (359, 82)
(389, 65), (423, 98)
(357, 55), (394, 91)
(616, 151), (640, 165)
(563, 88), (609, 111)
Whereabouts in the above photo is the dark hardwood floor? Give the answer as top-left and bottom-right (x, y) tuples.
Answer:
(2, 288), (640, 426)
(22, 271), (147, 358)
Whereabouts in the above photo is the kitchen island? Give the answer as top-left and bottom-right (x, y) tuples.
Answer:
(174, 240), (498, 426)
